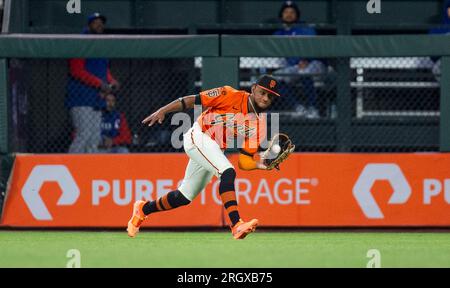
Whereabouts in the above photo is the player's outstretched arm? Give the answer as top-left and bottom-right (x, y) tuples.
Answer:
(142, 95), (196, 127)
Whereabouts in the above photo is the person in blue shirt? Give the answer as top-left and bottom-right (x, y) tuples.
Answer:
(99, 93), (132, 153)
(272, 1), (325, 118)
(429, 0), (450, 35)
(66, 13), (120, 153)
(428, 0), (450, 81)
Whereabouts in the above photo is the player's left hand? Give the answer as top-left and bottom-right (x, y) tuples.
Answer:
(261, 133), (295, 171)
(142, 109), (166, 127)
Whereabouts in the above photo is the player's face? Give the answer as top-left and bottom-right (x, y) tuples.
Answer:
(89, 19), (105, 34)
(281, 7), (298, 24)
(251, 85), (275, 111)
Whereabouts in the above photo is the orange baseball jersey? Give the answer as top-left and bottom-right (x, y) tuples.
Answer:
(197, 86), (267, 155)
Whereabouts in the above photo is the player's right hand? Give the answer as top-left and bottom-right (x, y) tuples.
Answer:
(142, 109), (165, 127)
(256, 162), (268, 170)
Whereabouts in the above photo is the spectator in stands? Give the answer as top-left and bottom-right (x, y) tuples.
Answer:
(66, 12), (120, 153)
(428, 0), (450, 81)
(429, 0), (450, 35)
(99, 93), (131, 153)
(272, 1), (325, 118)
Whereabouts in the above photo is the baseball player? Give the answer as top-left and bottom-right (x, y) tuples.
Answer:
(127, 75), (280, 239)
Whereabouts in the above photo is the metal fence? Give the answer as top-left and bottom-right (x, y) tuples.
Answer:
(2, 34), (450, 154)
(7, 55), (441, 153)
(9, 58), (199, 153)
(239, 56), (440, 152)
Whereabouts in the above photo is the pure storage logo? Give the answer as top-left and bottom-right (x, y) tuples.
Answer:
(21, 165), (80, 220)
(353, 164), (411, 219)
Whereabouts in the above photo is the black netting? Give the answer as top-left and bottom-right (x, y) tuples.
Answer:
(9, 58), (199, 153)
(240, 56), (440, 152)
(8, 56), (441, 153)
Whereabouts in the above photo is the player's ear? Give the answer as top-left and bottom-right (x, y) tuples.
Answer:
(251, 84), (256, 93)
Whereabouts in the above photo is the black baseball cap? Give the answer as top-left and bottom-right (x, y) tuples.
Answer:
(279, 1), (300, 19)
(88, 12), (107, 25)
(256, 75), (281, 97)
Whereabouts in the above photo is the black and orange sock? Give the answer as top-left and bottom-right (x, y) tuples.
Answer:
(219, 168), (241, 226)
(142, 190), (190, 215)
(220, 191), (240, 226)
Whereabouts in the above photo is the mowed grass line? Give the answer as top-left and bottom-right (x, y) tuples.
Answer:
(0, 231), (449, 268)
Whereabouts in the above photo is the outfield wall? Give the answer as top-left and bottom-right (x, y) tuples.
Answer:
(1, 153), (449, 228)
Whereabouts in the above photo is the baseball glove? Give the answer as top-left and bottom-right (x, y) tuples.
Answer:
(261, 133), (295, 170)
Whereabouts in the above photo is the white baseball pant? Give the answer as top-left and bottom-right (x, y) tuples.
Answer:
(178, 122), (234, 201)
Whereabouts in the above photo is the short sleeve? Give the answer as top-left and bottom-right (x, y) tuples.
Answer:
(199, 86), (235, 108)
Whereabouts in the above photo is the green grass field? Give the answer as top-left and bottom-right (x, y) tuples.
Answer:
(0, 231), (449, 268)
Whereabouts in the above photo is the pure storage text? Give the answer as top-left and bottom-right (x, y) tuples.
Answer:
(423, 179), (450, 204)
(91, 178), (316, 206)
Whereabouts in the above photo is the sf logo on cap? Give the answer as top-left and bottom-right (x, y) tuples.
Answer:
(269, 80), (276, 89)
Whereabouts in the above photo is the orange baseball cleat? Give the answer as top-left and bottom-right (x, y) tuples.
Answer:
(231, 218), (258, 240)
(127, 200), (148, 238)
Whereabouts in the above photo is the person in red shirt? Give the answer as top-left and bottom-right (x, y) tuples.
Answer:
(127, 75), (281, 240)
(66, 13), (120, 153)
